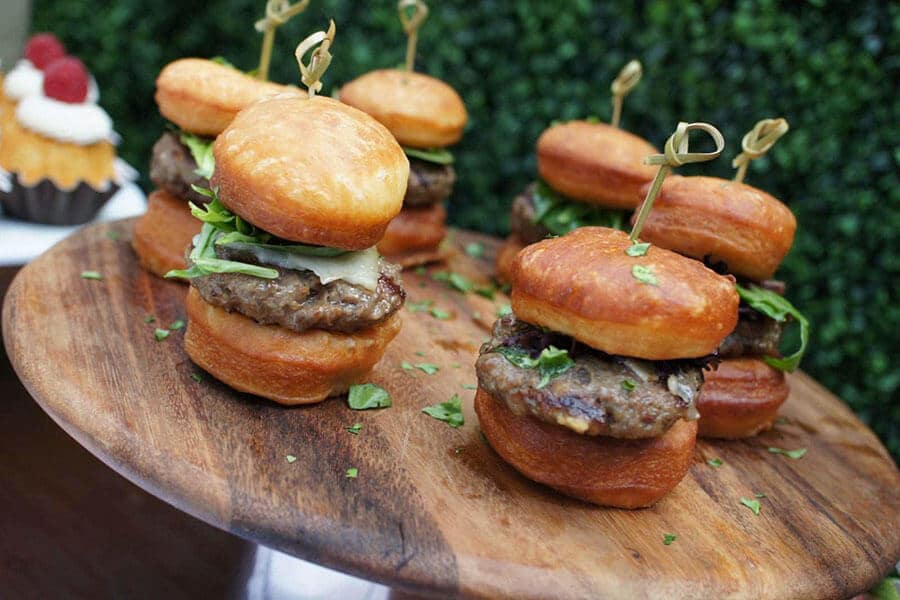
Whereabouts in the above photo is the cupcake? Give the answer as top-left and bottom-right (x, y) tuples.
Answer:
(1, 34), (67, 130)
(0, 56), (121, 224)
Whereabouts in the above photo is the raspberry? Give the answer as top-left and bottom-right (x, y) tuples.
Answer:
(43, 57), (89, 103)
(24, 33), (66, 70)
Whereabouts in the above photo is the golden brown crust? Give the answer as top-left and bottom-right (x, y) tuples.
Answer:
(475, 388), (697, 508)
(494, 235), (526, 285)
(697, 358), (789, 439)
(131, 190), (200, 280)
(339, 69), (467, 148)
(212, 96), (408, 250)
(376, 204), (447, 266)
(511, 227), (739, 359)
(184, 288), (401, 405)
(537, 121), (658, 209)
(636, 175), (797, 281)
(155, 58), (295, 136)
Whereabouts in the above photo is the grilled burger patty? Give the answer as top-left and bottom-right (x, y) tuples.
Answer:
(404, 158), (456, 207)
(509, 183), (551, 245)
(475, 315), (705, 439)
(189, 246), (405, 333)
(149, 132), (210, 204)
(718, 306), (785, 359)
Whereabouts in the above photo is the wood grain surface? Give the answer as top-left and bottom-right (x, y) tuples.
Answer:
(3, 219), (899, 599)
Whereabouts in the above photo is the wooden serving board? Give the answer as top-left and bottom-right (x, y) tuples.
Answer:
(3, 219), (899, 599)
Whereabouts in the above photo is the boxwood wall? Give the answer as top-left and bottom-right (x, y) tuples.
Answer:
(32, 0), (899, 457)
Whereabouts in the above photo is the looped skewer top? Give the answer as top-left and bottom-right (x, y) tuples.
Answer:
(254, 0), (311, 81)
(630, 122), (725, 241)
(610, 60), (642, 129)
(732, 117), (789, 183)
(398, 0), (429, 72)
(295, 20), (336, 98)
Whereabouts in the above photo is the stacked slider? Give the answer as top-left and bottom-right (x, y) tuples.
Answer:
(133, 58), (291, 279)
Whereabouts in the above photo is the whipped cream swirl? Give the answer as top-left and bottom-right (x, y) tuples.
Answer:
(16, 95), (112, 145)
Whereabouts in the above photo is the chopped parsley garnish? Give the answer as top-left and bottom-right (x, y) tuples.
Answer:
(736, 284), (810, 372)
(707, 458), (723, 468)
(430, 307), (451, 320)
(345, 467), (358, 478)
(461, 383), (477, 390)
(740, 497), (762, 515)
(754, 492), (767, 499)
(401, 361), (414, 371)
(622, 379), (637, 392)
(626, 242), (651, 257)
(168, 319), (185, 330)
(80, 271), (103, 280)
(422, 394), (465, 428)
(496, 345), (575, 389)
(465, 242), (485, 258)
(347, 383), (392, 410)
(190, 373), (203, 383)
(415, 363), (440, 375)
(285, 454), (297, 463)
(663, 533), (677, 545)
(346, 423), (363, 435)
(433, 270), (473, 293)
(475, 286), (496, 300)
(180, 132), (215, 180)
(407, 299), (434, 312)
(531, 180), (627, 235)
(768, 446), (807, 459)
(496, 304), (512, 317)
(631, 264), (659, 286)
(415, 351), (426, 357)
(402, 146), (454, 165)
(451, 363), (461, 369)
(154, 328), (170, 341)
(415, 266), (427, 276)
(144, 315), (156, 323)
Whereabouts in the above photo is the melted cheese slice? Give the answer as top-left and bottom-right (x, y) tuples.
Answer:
(229, 244), (381, 290)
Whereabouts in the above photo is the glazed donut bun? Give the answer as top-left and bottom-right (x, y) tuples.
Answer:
(636, 175), (797, 282)
(212, 95), (408, 250)
(339, 69), (467, 148)
(511, 227), (739, 360)
(132, 190), (201, 279)
(494, 235), (526, 285)
(537, 121), (658, 209)
(697, 358), (789, 439)
(475, 388), (697, 508)
(155, 58), (294, 137)
(184, 288), (401, 405)
(376, 203), (447, 267)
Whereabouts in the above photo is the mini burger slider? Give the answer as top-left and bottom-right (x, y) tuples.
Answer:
(133, 58), (293, 279)
(168, 24), (409, 404)
(497, 60), (657, 282)
(339, 0), (467, 267)
(636, 118), (809, 439)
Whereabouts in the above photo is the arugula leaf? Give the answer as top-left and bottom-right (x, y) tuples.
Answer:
(626, 242), (651, 257)
(768, 446), (807, 459)
(81, 270), (103, 280)
(736, 284), (810, 372)
(622, 379), (637, 392)
(430, 307), (451, 320)
(401, 361), (414, 371)
(422, 394), (465, 428)
(531, 181), (627, 235)
(347, 383), (392, 410)
(180, 132), (215, 180)
(168, 319), (185, 330)
(345, 467), (358, 478)
(631, 264), (659, 286)
(432, 270), (473, 293)
(870, 577), (900, 600)
(407, 299), (434, 313)
(415, 363), (440, 375)
(209, 56), (236, 68)
(740, 497), (762, 515)
(346, 423), (362, 435)
(285, 454), (297, 463)
(707, 458), (723, 468)
(403, 146), (455, 165)
(154, 328), (170, 341)
(495, 345), (575, 388)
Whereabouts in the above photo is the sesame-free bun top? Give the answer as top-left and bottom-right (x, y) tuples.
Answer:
(155, 58), (294, 136)
(511, 227), (739, 360)
(212, 95), (408, 250)
(339, 69), (467, 148)
(635, 175), (797, 282)
(537, 120), (658, 209)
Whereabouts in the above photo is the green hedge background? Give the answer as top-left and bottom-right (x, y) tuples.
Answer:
(32, 0), (899, 457)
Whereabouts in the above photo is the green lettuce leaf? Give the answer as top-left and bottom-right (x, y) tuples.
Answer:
(179, 133), (215, 180)
(403, 146), (455, 165)
(736, 284), (810, 372)
(531, 181), (627, 236)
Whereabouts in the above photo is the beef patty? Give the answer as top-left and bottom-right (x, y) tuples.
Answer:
(508, 184), (551, 245)
(404, 158), (456, 207)
(475, 315), (705, 439)
(718, 306), (785, 359)
(149, 132), (210, 204)
(189, 245), (405, 334)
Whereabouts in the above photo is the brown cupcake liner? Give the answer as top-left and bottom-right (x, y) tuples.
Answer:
(0, 174), (118, 225)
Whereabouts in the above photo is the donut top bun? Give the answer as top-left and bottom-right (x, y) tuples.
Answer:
(511, 227), (739, 360)
(636, 175), (797, 281)
(155, 58), (294, 136)
(537, 121), (658, 210)
(339, 69), (467, 148)
(211, 95), (408, 250)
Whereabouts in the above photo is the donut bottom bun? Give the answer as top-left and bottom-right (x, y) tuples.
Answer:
(376, 203), (447, 268)
(494, 235), (526, 285)
(697, 358), (789, 439)
(475, 388), (698, 508)
(132, 189), (200, 280)
(184, 288), (401, 405)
